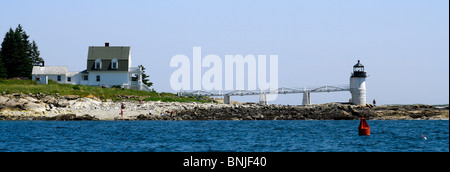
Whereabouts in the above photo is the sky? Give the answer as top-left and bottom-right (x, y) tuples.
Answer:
(1, 0), (448, 105)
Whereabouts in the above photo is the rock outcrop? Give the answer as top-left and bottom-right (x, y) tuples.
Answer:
(0, 93), (448, 120)
(159, 103), (449, 120)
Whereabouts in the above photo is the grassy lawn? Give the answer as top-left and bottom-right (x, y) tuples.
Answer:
(0, 79), (212, 103)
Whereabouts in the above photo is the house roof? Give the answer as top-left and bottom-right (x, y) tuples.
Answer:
(67, 71), (80, 77)
(87, 46), (130, 61)
(32, 66), (68, 75)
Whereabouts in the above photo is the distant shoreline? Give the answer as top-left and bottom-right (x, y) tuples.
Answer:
(0, 94), (448, 121)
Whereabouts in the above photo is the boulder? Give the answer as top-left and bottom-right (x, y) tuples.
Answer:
(76, 114), (100, 120)
(47, 114), (99, 120)
(64, 95), (80, 100)
(136, 114), (152, 120)
(49, 114), (77, 120)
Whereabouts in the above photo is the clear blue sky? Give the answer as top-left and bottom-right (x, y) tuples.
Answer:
(1, 0), (448, 105)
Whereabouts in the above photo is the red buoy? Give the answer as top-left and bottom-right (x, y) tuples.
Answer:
(358, 116), (370, 136)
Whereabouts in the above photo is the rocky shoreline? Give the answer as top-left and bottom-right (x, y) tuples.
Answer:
(0, 93), (448, 121)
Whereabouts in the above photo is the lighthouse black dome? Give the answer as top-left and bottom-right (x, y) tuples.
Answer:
(353, 60), (364, 67)
(352, 60), (367, 77)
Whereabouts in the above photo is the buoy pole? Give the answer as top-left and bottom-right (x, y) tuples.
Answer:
(422, 134), (427, 140)
(358, 116), (370, 136)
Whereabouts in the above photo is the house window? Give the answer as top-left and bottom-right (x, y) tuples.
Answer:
(111, 58), (118, 69)
(96, 75), (101, 82)
(57, 75), (61, 81)
(95, 59), (102, 70)
(67, 77), (71, 82)
(83, 75), (88, 81)
(36, 75), (41, 81)
(131, 73), (138, 81)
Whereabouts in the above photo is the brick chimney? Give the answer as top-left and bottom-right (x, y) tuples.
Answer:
(105, 42), (109, 47)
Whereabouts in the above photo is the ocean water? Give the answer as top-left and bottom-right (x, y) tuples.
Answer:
(0, 120), (448, 152)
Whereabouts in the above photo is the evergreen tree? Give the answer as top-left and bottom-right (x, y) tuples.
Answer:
(0, 24), (36, 78)
(138, 65), (153, 87)
(0, 28), (16, 78)
(0, 52), (6, 78)
(30, 40), (43, 66)
(15, 25), (33, 78)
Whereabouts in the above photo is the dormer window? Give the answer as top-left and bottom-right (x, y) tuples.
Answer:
(111, 58), (118, 70)
(95, 59), (102, 70)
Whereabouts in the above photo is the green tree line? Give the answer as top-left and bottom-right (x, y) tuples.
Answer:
(0, 24), (43, 79)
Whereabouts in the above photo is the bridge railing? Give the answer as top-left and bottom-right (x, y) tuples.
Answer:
(178, 84), (350, 97)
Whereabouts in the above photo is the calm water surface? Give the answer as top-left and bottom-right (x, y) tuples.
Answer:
(0, 120), (448, 152)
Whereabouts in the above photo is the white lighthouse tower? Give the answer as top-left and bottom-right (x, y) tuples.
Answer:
(350, 60), (367, 105)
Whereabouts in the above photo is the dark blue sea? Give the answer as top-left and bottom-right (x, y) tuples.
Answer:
(0, 120), (448, 152)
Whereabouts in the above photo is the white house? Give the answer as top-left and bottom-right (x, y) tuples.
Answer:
(32, 42), (151, 91)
